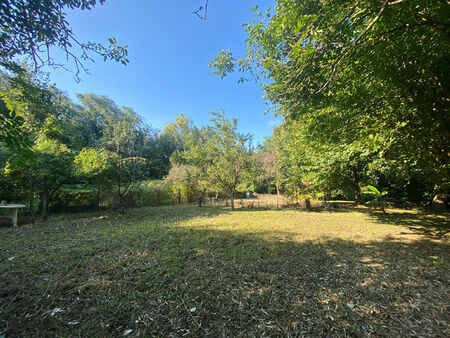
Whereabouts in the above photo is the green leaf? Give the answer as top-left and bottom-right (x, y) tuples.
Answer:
(366, 185), (380, 195)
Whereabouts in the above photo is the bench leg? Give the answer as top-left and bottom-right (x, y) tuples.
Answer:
(11, 209), (18, 227)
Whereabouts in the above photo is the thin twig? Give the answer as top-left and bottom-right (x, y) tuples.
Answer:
(180, 294), (208, 334)
(192, 0), (209, 20)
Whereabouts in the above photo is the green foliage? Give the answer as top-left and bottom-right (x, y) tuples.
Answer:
(168, 117), (211, 206)
(74, 148), (118, 204)
(0, 68), (186, 216)
(213, 0), (450, 199)
(0, 69), (53, 152)
(75, 148), (118, 179)
(0, 99), (30, 151)
(104, 180), (177, 208)
(209, 49), (235, 79)
(0, 0), (129, 80)
(205, 110), (253, 209)
(168, 110), (253, 209)
(364, 185), (390, 213)
(52, 183), (99, 210)
(166, 164), (206, 205)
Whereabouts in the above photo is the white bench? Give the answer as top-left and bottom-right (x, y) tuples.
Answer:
(0, 204), (26, 227)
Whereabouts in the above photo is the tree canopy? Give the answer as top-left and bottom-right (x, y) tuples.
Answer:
(211, 0), (450, 202)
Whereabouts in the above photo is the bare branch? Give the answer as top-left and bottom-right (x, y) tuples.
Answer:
(192, 0), (209, 20)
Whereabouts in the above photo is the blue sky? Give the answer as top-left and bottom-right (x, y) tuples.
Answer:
(44, 0), (279, 145)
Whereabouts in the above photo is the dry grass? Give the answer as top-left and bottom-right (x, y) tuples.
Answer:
(203, 193), (319, 209)
(0, 205), (449, 337)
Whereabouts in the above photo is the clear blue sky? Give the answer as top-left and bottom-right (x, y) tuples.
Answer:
(44, 0), (279, 145)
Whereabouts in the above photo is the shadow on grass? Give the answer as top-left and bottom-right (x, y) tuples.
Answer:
(365, 210), (450, 239)
(0, 206), (448, 337)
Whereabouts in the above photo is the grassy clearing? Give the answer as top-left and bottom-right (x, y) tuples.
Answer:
(0, 206), (448, 336)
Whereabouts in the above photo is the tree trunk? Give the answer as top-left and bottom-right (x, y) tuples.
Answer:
(351, 169), (361, 205)
(118, 189), (123, 208)
(276, 182), (280, 209)
(432, 185), (449, 210)
(178, 190), (181, 204)
(41, 178), (49, 222)
(29, 181), (35, 222)
(96, 188), (100, 208)
(117, 163), (123, 208)
(354, 190), (361, 205)
(305, 198), (311, 211)
(198, 196), (202, 207)
(230, 190), (235, 211)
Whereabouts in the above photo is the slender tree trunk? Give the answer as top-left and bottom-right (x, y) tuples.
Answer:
(41, 178), (49, 222)
(178, 190), (181, 204)
(117, 163), (123, 207)
(354, 189), (361, 205)
(199, 188), (207, 207)
(276, 182), (280, 209)
(96, 188), (100, 209)
(29, 180), (35, 222)
(230, 190), (235, 211)
(198, 196), (202, 207)
(117, 188), (123, 208)
(351, 169), (361, 205)
(305, 198), (311, 211)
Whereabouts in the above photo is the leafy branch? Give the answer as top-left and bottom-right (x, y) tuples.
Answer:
(0, 0), (129, 82)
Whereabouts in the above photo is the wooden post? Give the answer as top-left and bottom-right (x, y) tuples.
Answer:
(12, 208), (18, 227)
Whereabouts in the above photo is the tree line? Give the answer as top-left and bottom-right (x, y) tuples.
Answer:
(0, 63), (443, 222)
(0, 68), (259, 218)
(0, 68), (175, 219)
(1, 0), (448, 221)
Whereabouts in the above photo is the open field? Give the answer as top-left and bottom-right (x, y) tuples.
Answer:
(0, 206), (449, 336)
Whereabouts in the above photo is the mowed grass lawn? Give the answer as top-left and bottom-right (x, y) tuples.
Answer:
(0, 206), (449, 337)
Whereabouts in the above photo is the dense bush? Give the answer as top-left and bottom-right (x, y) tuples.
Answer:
(119, 181), (176, 207)
(51, 184), (98, 211)
(100, 180), (187, 208)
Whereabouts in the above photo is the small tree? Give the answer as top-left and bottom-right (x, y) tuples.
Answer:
(206, 110), (252, 211)
(6, 135), (73, 221)
(169, 126), (210, 207)
(165, 164), (207, 206)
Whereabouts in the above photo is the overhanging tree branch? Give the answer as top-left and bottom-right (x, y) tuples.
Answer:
(0, 0), (129, 81)
(316, 0), (389, 93)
